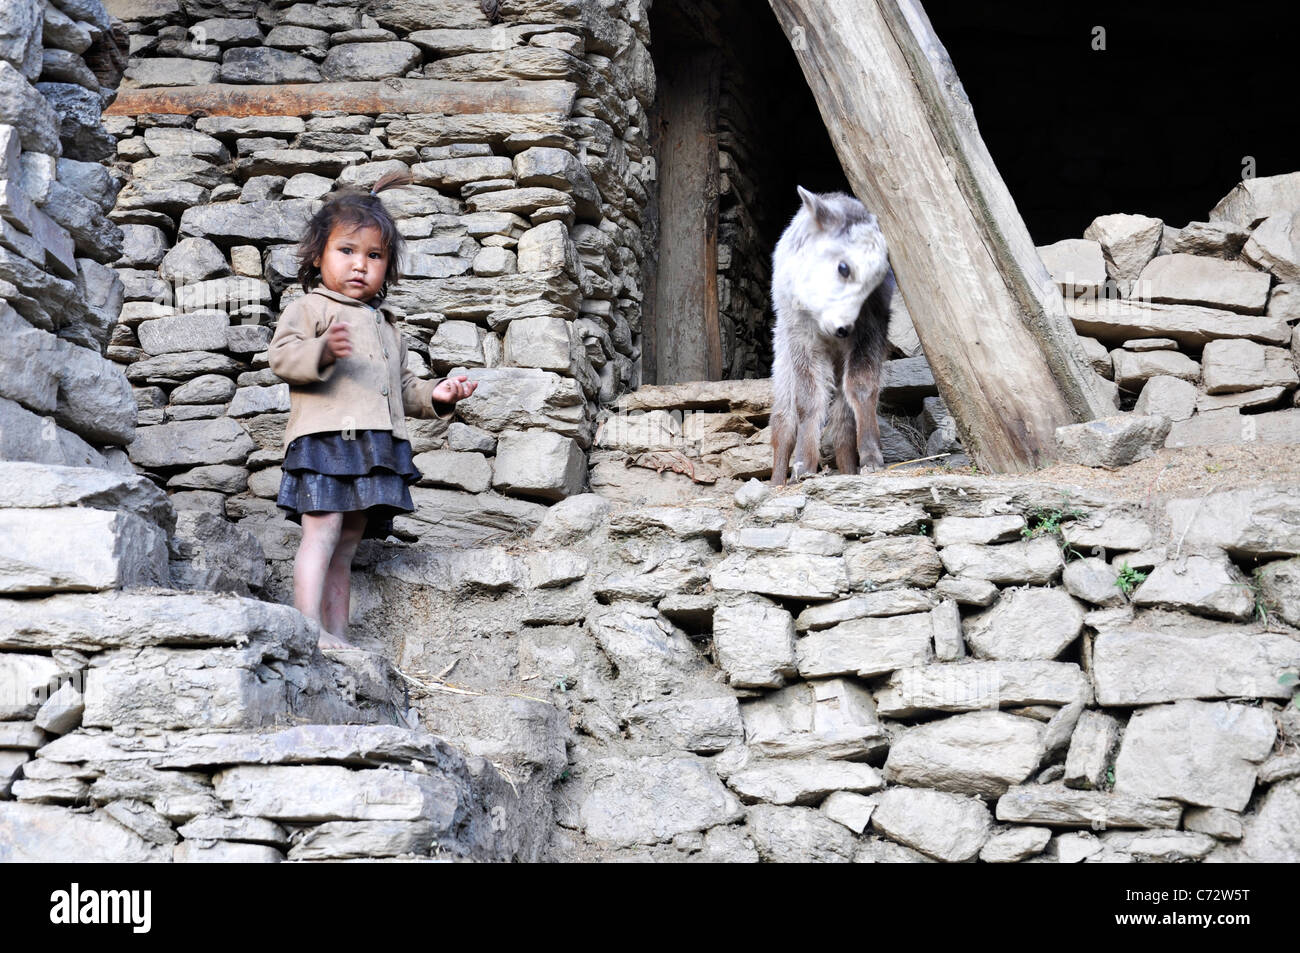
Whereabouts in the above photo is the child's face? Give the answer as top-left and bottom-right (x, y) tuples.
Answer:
(315, 223), (389, 301)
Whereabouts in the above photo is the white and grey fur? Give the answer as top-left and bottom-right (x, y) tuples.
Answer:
(770, 185), (894, 484)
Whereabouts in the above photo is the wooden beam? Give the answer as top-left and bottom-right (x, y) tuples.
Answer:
(768, 0), (1113, 472)
(106, 78), (578, 118)
(655, 46), (722, 383)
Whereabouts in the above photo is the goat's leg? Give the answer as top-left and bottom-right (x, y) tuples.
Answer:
(828, 393), (859, 475)
(845, 359), (884, 472)
(771, 409), (796, 486)
(791, 393), (826, 481)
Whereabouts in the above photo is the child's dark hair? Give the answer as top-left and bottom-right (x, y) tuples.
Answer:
(296, 170), (412, 298)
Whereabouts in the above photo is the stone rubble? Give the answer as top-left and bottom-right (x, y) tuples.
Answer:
(1039, 172), (1299, 467)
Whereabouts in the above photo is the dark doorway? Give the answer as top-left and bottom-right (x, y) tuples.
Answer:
(645, 0), (849, 385)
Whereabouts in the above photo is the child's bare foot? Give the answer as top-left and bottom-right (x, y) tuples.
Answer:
(318, 629), (355, 650)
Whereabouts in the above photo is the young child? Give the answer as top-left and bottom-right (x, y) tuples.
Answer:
(268, 171), (477, 650)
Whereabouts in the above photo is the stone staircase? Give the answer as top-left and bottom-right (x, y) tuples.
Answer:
(0, 460), (559, 861)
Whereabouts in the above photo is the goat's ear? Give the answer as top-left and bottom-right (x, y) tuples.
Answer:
(797, 185), (828, 229)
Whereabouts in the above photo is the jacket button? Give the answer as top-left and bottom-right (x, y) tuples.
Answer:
(381, 385), (389, 395)
(375, 314), (381, 323)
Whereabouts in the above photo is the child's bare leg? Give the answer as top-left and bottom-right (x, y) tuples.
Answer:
(320, 510), (368, 649)
(294, 512), (342, 635)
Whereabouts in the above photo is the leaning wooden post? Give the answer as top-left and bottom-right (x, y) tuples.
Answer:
(768, 0), (1114, 472)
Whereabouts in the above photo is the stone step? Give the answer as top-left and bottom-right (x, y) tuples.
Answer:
(0, 588), (409, 730)
(1, 723), (547, 862)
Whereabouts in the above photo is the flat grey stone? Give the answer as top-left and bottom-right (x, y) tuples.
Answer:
(884, 710), (1044, 796)
(843, 535), (942, 589)
(214, 765), (458, 824)
(996, 782), (1182, 829)
(220, 46), (321, 84)
(932, 515), (1025, 546)
(1091, 621), (1300, 706)
(740, 678), (886, 760)
(0, 507), (168, 594)
(1055, 414), (1171, 468)
(576, 755), (744, 848)
(1067, 296), (1289, 348)
(979, 825), (1053, 863)
(1113, 700), (1274, 811)
(796, 610), (936, 679)
(794, 589), (935, 630)
(875, 660), (1093, 717)
(934, 575), (999, 606)
(964, 587), (1086, 659)
(1201, 338), (1298, 394)
(727, 760), (882, 806)
(1130, 553), (1255, 621)
(746, 804), (857, 862)
(0, 802), (171, 861)
(871, 786), (992, 862)
(1166, 487), (1300, 559)
(624, 696), (743, 754)
(938, 536), (1063, 585)
(1136, 252), (1271, 313)
(320, 41), (421, 81)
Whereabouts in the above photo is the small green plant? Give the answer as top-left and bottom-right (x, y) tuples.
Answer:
(1105, 766), (1116, 789)
(1280, 671), (1299, 710)
(1204, 462), (1223, 474)
(1021, 499), (1087, 541)
(1244, 567), (1278, 625)
(1114, 562), (1147, 597)
(1021, 494), (1087, 559)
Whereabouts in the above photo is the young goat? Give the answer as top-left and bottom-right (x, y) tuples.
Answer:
(770, 186), (895, 485)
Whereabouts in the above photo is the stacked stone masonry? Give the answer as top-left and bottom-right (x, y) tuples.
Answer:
(0, 459), (558, 862)
(99, 0), (659, 527)
(7, 457), (1300, 862)
(1039, 176), (1300, 464)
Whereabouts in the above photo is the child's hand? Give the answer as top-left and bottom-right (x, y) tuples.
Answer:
(322, 321), (352, 364)
(432, 375), (478, 405)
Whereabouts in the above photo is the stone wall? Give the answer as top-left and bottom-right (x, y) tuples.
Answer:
(0, 0), (133, 471)
(6, 450), (1300, 861)
(101, 0), (657, 541)
(336, 466), (1300, 862)
(0, 469), (552, 862)
(1039, 172), (1300, 459)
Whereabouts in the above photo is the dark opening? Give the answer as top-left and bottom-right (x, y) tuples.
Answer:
(925, 0), (1300, 243)
(646, 0), (848, 385)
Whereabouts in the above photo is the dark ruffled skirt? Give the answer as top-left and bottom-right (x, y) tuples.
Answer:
(276, 429), (422, 540)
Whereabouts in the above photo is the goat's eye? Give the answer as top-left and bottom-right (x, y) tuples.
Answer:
(838, 261), (851, 278)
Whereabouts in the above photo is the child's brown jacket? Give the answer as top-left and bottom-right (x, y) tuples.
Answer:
(268, 286), (454, 452)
